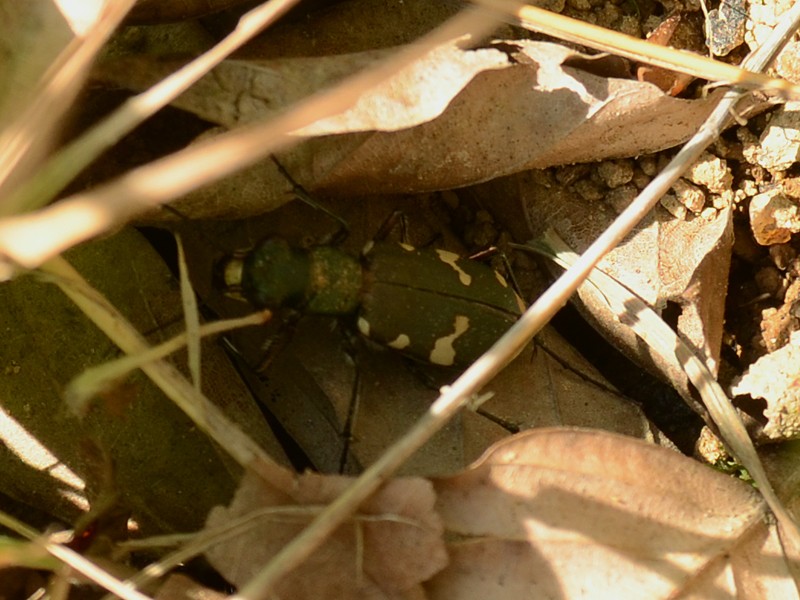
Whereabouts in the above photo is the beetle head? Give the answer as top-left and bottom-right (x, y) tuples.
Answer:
(216, 238), (311, 310)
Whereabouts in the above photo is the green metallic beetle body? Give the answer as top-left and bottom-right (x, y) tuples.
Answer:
(222, 239), (525, 367)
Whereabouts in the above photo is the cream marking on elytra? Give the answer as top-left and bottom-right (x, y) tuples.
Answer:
(387, 334), (411, 350)
(357, 317), (371, 336)
(429, 315), (470, 366)
(362, 240), (375, 254)
(436, 249), (472, 286)
(399, 243), (415, 252)
(494, 270), (509, 287)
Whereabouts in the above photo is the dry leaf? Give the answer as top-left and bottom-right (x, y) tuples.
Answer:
(96, 30), (732, 218)
(204, 469), (446, 599)
(249, 318), (665, 476)
(474, 168), (733, 405)
(430, 429), (795, 599)
(234, 0), (475, 60)
(636, 14), (695, 95)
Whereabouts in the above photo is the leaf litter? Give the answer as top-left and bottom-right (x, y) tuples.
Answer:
(4, 0), (791, 595)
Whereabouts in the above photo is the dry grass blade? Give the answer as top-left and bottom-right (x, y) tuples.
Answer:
(100, 506), (326, 600)
(2, 0), (302, 215)
(0, 6), (497, 279)
(39, 256), (292, 490)
(535, 229), (800, 559)
(176, 234), (202, 390)
(477, 0), (800, 97)
(65, 311), (269, 410)
(231, 4), (800, 598)
(0, 1), (136, 207)
(0, 511), (153, 600)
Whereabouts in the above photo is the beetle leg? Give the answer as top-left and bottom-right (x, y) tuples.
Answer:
(468, 245), (527, 307)
(338, 364), (362, 474)
(255, 310), (301, 373)
(372, 209), (409, 243)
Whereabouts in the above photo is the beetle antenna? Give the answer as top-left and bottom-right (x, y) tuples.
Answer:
(270, 156), (350, 244)
(372, 210), (410, 243)
(158, 204), (235, 257)
(470, 245), (527, 305)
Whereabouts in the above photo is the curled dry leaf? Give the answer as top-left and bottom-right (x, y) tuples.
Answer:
(96, 34), (731, 218)
(635, 14), (695, 96)
(204, 469), (447, 599)
(732, 330), (800, 442)
(473, 168), (733, 405)
(430, 429), (795, 599)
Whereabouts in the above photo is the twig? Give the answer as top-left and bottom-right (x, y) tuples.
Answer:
(477, 0), (800, 97)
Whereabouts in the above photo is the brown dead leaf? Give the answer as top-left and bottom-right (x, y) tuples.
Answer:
(249, 318), (664, 477)
(636, 14), (696, 96)
(234, 0), (476, 60)
(204, 469), (447, 599)
(430, 429), (795, 599)
(97, 24), (730, 218)
(475, 168), (733, 406)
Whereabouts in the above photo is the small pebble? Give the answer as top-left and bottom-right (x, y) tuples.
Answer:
(749, 189), (800, 245)
(596, 159), (634, 189)
(701, 206), (719, 221)
(671, 178), (706, 213)
(756, 101), (800, 171)
(755, 265), (782, 296)
(573, 179), (605, 202)
(661, 194), (688, 219)
(606, 184), (638, 213)
(637, 155), (658, 177)
(686, 152), (733, 194)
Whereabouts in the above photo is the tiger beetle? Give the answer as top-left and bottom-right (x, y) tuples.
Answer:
(219, 160), (525, 367)
(221, 231), (526, 367)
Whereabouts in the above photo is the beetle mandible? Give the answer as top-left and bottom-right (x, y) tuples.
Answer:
(220, 233), (526, 367)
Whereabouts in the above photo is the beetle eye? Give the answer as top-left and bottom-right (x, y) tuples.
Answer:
(213, 254), (245, 299)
